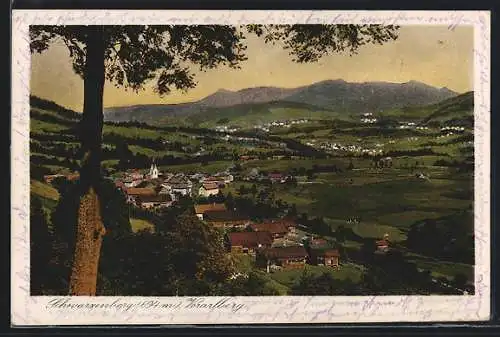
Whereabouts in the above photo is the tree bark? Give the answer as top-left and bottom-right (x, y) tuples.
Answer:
(69, 26), (106, 296)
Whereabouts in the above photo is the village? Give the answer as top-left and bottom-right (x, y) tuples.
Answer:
(43, 160), (393, 276)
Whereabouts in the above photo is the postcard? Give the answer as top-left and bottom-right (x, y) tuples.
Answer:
(11, 10), (490, 325)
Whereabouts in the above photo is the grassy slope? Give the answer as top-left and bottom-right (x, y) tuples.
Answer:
(185, 101), (351, 128)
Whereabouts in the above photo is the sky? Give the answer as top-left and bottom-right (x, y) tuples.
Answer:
(30, 25), (473, 112)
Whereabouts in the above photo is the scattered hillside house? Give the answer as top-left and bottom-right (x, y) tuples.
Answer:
(277, 217), (298, 233)
(239, 155), (257, 161)
(204, 176), (226, 187)
(137, 193), (172, 209)
(258, 246), (309, 272)
(163, 175), (193, 198)
(43, 172), (80, 184)
(123, 178), (143, 188)
(309, 237), (329, 249)
(194, 203), (227, 220)
(250, 221), (289, 239)
(310, 248), (340, 268)
(204, 210), (251, 229)
(199, 182), (220, 197)
(268, 173), (286, 184)
(227, 231), (273, 255)
(126, 169), (144, 181)
(125, 187), (156, 204)
(43, 174), (65, 184)
(271, 237), (302, 248)
(376, 234), (391, 253)
(215, 173), (234, 184)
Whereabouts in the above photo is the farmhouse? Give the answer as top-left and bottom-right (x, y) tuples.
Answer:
(203, 176), (226, 187)
(194, 203), (227, 220)
(43, 172), (80, 184)
(227, 231), (273, 255)
(199, 182), (220, 197)
(124, 187), (156, 205)
(136, 194), (172, 209)
(376, 234), (391, 253)
(250, 221), (289, 239)
(258, 246), (309, 272)
(204, 210), (251, 229)
(268, 173), (285, 184)
(310, 248), (340, 268)
(163, 175), (193, 196)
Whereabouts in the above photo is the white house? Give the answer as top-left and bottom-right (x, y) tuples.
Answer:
(199, 182), (219, 197)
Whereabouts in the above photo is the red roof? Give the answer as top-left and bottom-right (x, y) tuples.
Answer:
(268, 173), (284, 179)
(321, 249), (340, 258)
(250, 222), (288, 235)
(126, 188), (156, 196)
(202, 182), (219, 190)
(194, 203), (227, 214)
(228, 231), (273, 248)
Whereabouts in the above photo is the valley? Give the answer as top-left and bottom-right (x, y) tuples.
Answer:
(30, 84), (474, 295)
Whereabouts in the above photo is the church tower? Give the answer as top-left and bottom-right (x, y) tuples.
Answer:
(149, 159), (159, 179)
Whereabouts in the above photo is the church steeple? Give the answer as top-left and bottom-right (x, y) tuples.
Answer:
(149, 158), (159, 179)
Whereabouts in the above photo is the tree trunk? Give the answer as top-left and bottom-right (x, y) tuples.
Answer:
(69, 26), (106, 296)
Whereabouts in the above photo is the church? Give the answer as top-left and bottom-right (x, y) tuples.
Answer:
(147, 160), (160, 180)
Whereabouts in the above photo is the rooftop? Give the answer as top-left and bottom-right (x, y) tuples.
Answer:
(194, 203), (227, 214)
(228, 231), (273, 248)
(125, 188), (156, 196)
(250, 222), (288, 235)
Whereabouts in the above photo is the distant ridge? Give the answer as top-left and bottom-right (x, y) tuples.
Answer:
(101, 79), (459, 123)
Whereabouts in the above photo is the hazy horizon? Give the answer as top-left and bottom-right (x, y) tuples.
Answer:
(31, 25), (473, 112)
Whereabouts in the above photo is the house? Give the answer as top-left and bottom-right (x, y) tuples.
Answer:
(137, 193), (172, 209)
(43, 174), (65, 184)
(310, 248), (340, 268)
(309, 237), (329, 249)
(227, 231), (273, 255)
(375, 239), (390, 252)
(43, 172), (79, 184)
(194, 203), (227, 220)
(199, 182), (220, 197)
(126, 169), (144, 181)
(204, 210), (251, 229)
(125, 187), (156, 204)
(163, 175), (193, 196)
(268, 172), (285, 183)
(250, 221), (289, 239)
(258, 246), (309, 272)
(215, 173), (234, 184)
(204, 176), (226, 187)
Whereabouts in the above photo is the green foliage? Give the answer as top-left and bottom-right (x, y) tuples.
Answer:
(247, 24), (399, 63)
(406, 210), (474, 264)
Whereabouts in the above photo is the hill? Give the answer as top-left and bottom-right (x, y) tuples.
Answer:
(421, 91), (474, 126)
(184, 101), (344, 128)
(103, 79), (458, 124)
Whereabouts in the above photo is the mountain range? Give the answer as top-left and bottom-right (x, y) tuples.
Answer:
(103, 79), (459, 124)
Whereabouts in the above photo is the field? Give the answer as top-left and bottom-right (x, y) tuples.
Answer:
(130, 218), (155, 233)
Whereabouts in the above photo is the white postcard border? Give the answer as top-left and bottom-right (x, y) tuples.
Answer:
(11, 10), (491, 325)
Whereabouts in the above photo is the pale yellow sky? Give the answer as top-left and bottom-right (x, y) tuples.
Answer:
(30, 25), (473, 112)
